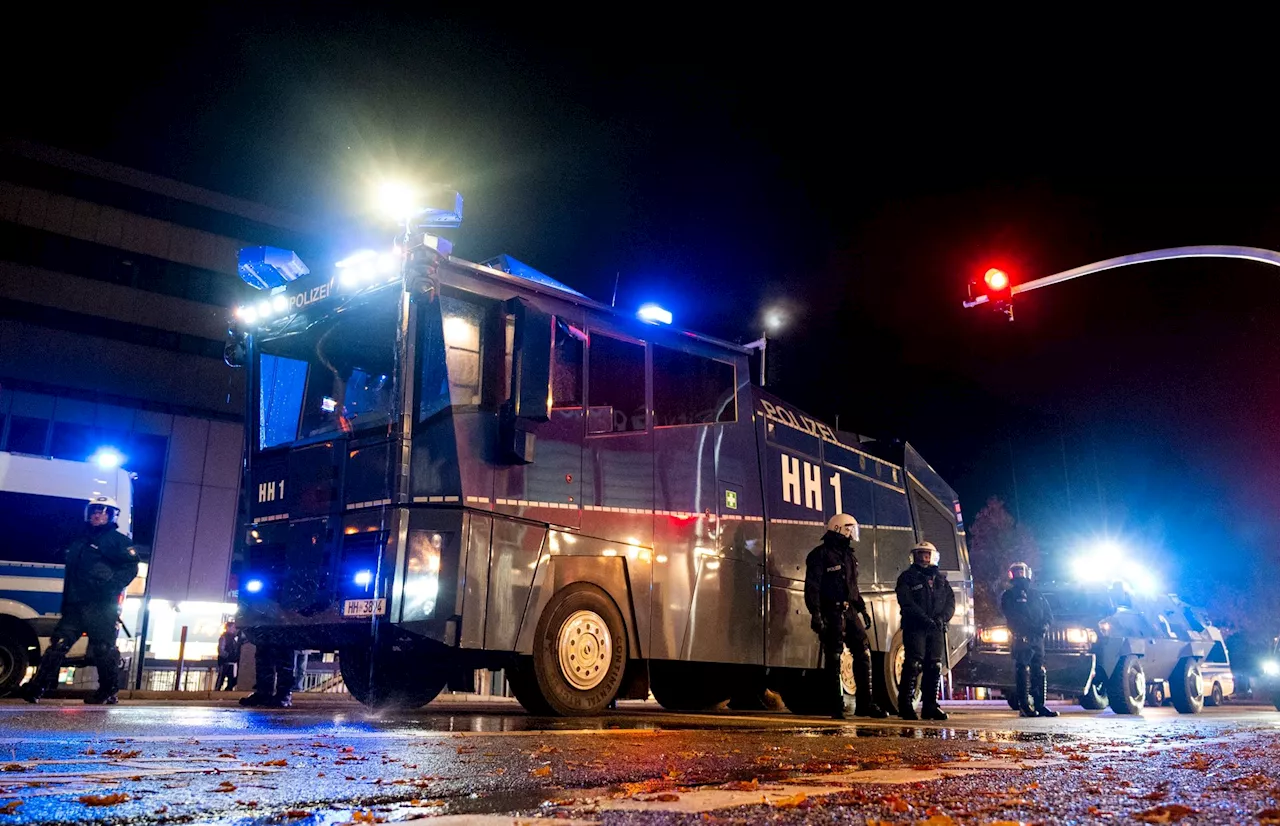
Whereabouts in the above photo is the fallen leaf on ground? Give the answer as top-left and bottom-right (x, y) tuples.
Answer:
(0, 801), (21, 814)
(260, 759), (288, 767)
(531, 766), (552, 777)
(771, 793), (807, 808)
(644, 793), (681, 802)
(721, 779), (759, 791)
(78, 793), (130, 806)
(1258, 810), (1280, 825)
(0, 766), (25, 773)
(213, 781), (237, 792)
(1134, 804), (1198, 823)
(917, 815), (957, 825)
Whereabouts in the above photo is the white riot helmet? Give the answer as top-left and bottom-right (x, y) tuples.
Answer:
(910, 541), (939, 567)
(85, 495), (121, 524)
(825, 513), (860, 542)
(1008, 561), (1033, 581)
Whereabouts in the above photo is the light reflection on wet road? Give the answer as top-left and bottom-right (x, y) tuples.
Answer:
(0, 700), (1276, 824)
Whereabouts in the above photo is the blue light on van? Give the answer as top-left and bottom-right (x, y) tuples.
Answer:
(637, 304), (672, 325)
(92, 447), (125, 469)
(244, 578), (264, 594)
(353, 570), (373, 588)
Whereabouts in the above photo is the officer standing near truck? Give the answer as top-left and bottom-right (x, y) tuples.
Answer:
(805, 514), (889, 719)
(895, 541), (956, 721)
(20, 495), (138, 705)
(1001, 561), (1059, 717)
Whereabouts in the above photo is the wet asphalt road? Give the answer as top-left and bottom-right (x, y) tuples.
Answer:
(1, 699), (1278, 825)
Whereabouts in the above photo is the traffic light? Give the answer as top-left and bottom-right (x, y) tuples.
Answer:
(969, 267), (1014, 320)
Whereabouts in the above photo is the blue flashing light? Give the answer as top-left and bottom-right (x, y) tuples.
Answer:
(238, 247), (311, 291)
(353, 570), (374, 588)
(637, 303), (673, 325)
(244, 578), (264, 595)
(92, 447), (125, 470)
(413, 190), (464, 229)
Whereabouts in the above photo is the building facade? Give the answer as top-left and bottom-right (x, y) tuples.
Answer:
(0, 140), (317, 674)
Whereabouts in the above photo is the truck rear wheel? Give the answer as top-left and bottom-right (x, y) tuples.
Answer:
(1106, 655), (1145, 715)
(1170, 657), (1204, 714)
(519, 584), (627, 716)
(872, 633), (908, 713)
(339, 640), (449, 710)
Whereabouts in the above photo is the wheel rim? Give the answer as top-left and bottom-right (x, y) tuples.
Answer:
(1189, 670), (1203, 699)
(839, 647), (855, 695)
(1131, 668), (1146, 703)
(0, 648), (13, 685)
(556, 610), (612, 691)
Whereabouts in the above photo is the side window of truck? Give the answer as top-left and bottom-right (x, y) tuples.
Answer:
(652, 345), (736, 427)
(586, 332), (646, 434)
(551, 319), (585, 409)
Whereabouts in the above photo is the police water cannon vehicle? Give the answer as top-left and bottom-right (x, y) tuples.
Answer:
(224, 193), (974, 715)
(956, 580), (1232, 714)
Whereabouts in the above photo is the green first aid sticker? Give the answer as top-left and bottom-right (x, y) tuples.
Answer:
(724, 490), (738, 510)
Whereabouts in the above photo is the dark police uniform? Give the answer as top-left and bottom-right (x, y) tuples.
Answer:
(804, 530), (884, 717)
(895, 558), (955, 719)
(1001, 574), (1055, 716)
(24, 521), (138, 702)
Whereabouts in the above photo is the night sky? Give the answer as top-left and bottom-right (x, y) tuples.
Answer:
(9, 8), (1279, 614)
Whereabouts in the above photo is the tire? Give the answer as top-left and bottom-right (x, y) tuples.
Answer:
(0, 632), (32, 694)
(339, 639), (449, 710)
(1147, 682), (1167, 708)
(521, 583), (628, 716)
(650, 661), (732, 711)
(1079, 680), (1108, 710)
(1106, 655), (1146, 715)
(1205, 682), (1223, 707)
(872, 632), (907, 713)
(506, 657), (555, 715)
(1170, 657), (1205, 715)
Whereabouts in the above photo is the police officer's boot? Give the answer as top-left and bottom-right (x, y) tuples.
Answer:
(897, 661), (920, 721)
(269, 661), (296, 708)
(84, 644), (121, 705)
(853, 657), (888, 719)
(1015, 664), (1036, 718)
(828, 662), (848, 721)
(20, 645), (69, 703)
(920, 662), (949, 721)
(1033, 667), (1058, 718)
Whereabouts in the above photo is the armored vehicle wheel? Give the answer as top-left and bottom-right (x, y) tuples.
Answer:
(872, 632), (908, 713)
(1205, 682), (1224, 707)
(1107, 655), (1146, 715)
(777, 669), (831, 716)
(339, 641), (449, 710)
(0, 628), (32, 694)
(1147, 681), (1167, 707)
(1079, 680), (1108, 710)
(650, 661), (732, 711)
(1170, 657), (1205, 714)
(1274, 695), (1280, 712)
(521, 584), (627, 716)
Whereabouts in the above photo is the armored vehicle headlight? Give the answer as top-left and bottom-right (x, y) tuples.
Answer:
(979, 627), (1010, 645)
(1064, 627), (1098, 645)
(1262, 660), (1280, 677)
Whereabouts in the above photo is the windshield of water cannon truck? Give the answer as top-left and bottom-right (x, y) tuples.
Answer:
(255, 295), (399, 450)
(1042, 586), (1117, 622)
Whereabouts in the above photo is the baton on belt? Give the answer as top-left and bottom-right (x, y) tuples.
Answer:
(117, 617), (132, 639)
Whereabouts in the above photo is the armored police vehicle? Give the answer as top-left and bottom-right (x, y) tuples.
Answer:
(227, 229), (974, 715)
(0, 451), (138, 693)
(957, 581), (1228, 714)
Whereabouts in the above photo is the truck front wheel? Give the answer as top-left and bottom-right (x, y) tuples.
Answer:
(517, 584), (627, 716)
(339, 639), (449, 710)
(1107, 655), (1146, 715)
(1170, 657), (1204, 714)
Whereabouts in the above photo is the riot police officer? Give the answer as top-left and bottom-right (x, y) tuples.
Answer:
(21, 496), (139, 704)
(805, 514), (888, 719)
(1001, 561), (1058, 717)
(895, 541), (955, 721)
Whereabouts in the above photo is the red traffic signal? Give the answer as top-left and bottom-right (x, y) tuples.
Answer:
(968, 267), (1014, 319)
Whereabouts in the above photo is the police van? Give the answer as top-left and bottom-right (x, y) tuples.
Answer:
(0, 451), (140, 692)
(228, 231), (974, 715)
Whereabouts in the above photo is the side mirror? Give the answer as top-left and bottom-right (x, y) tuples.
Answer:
(500, 298), (552, 464)
(506, 298), (552, 422)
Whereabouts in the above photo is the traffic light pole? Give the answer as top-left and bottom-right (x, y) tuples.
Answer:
(962, 245), (1280, 309)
